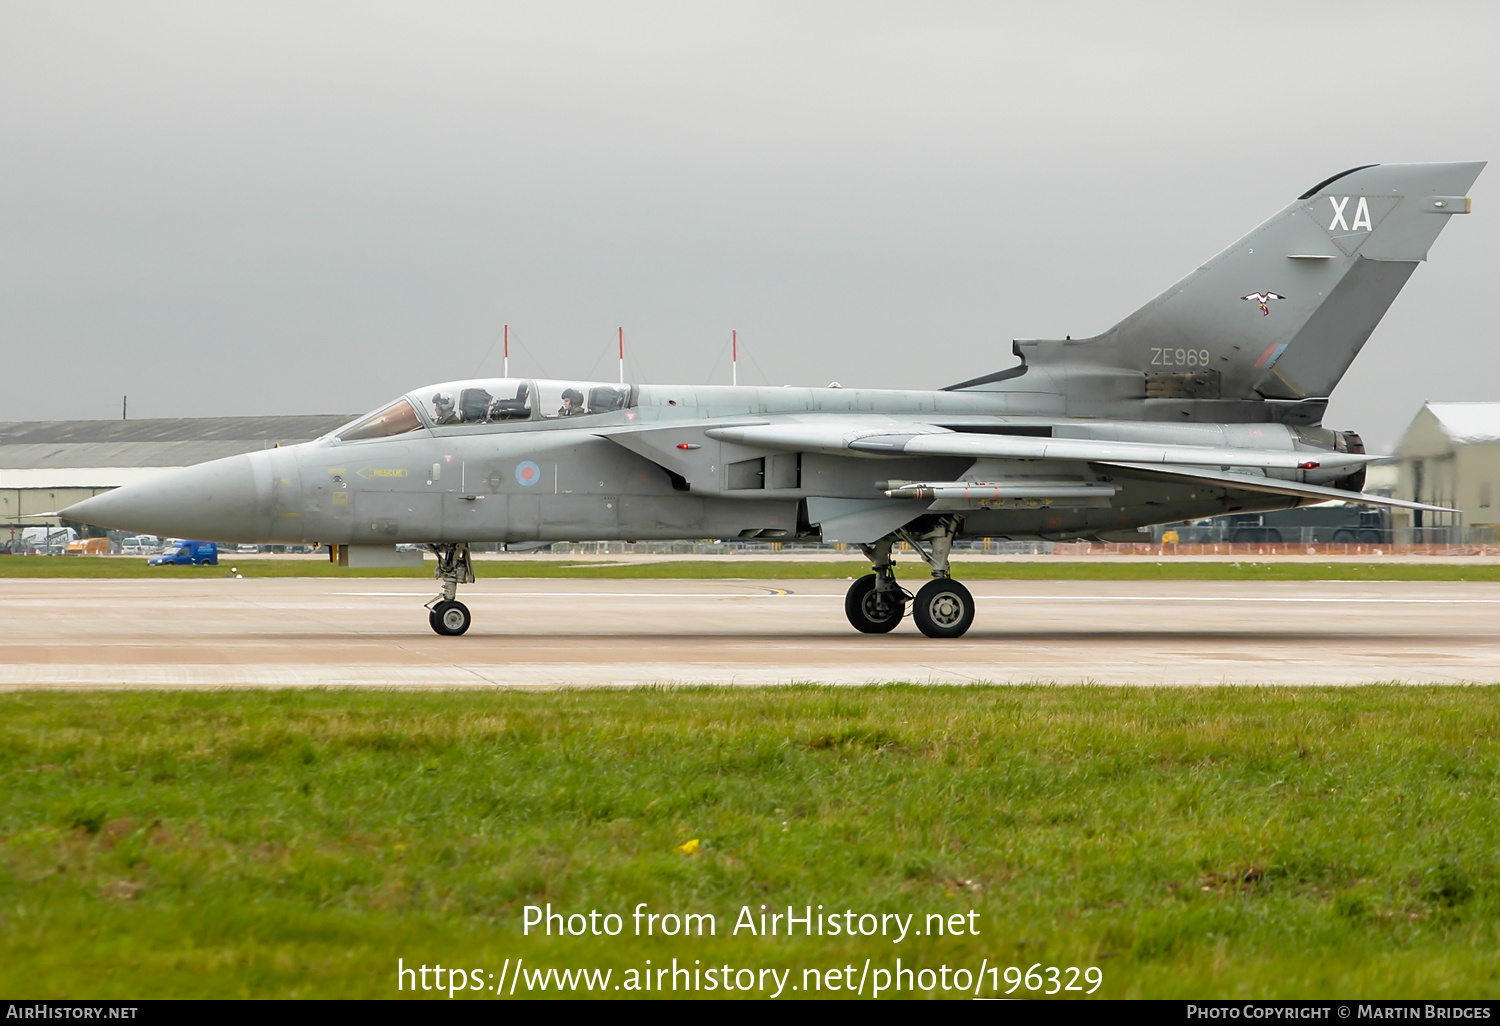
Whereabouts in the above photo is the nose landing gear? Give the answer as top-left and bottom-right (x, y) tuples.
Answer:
(429, 599), (471, 636)
(426, 542), (474, 636)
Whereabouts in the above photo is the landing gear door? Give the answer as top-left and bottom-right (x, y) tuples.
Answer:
(302, 454), (354, 537)
(267, 447), (304, 541)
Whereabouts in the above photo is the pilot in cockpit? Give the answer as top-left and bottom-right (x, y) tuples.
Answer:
(432, 392), (461, 424)
(558, 388), (585, 417)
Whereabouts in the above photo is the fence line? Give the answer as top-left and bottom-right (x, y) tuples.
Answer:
(542, 540), (1500, 558)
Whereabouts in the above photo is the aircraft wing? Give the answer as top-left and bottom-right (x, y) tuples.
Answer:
(704, 423), (1378, 472)
(1102, 461), (1455, 513)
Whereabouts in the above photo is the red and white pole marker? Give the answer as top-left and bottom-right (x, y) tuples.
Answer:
(618, 326), (625, 384)
(503, 324), (509, 378)
(732, 329), (738, 387)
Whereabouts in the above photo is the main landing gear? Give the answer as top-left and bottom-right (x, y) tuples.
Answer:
(846, 538), (909, 634)
(426, 542), (475, 636)
(844, 518), (974, 639)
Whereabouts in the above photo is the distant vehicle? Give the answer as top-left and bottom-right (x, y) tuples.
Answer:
(65, 538), (112, 556)
(1225, 514), (1283, 544)
(120, 535), (161, 556)
(236, 544), (260, 554)
(1331, 508), (1389, 544)
(1161, 504), (1390, 544)
(148, 541), (218, 566)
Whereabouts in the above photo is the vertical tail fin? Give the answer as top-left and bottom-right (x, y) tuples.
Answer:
(1114, 161), (1483, 401)
(956, 162), (1484, 407)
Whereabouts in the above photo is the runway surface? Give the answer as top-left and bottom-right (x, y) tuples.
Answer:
(0, 576), (1494, 690)
(1, 576), (1496, 688)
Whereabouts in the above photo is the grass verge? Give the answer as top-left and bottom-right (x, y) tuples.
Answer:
(1, 686), (1496, 999)
(4, 555), (1500, 581)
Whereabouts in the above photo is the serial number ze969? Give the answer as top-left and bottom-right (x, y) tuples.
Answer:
(1003, 964), (1102, 995)
(1150, 347), (1212, 367)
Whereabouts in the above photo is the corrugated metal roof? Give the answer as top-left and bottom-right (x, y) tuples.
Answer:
(1426, 403), (1500, 444)
(0, 415), (354, 445)
(0, 416), (356, 470)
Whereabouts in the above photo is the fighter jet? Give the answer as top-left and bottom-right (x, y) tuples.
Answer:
(61, 161), (1482, 638)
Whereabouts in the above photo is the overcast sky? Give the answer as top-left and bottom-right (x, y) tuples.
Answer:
(2, 1), (1496, 449)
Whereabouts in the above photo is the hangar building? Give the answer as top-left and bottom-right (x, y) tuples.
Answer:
(1394, 402), (1500, 543)
(1, 415), (353, 539)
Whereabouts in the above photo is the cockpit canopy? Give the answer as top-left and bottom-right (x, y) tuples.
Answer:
(424, 379), (534, 425)
(334, 397), (425, 442)
(333, 378), (636, 441)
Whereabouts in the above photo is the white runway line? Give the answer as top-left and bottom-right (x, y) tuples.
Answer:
(330, 591), (802, 598)
(987, 596), (1500, 604)
(332, 591), (1500, 604)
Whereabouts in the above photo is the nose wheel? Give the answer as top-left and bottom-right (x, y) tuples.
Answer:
(429, 599), (472, 636)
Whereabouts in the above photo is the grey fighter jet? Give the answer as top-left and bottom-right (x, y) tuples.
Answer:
(61, 162), (1482, 638)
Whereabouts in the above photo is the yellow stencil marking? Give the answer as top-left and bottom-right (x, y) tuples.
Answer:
(355, 466), (408, 479)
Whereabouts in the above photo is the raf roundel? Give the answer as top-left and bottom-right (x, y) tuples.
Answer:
(515, 460), (542, 487)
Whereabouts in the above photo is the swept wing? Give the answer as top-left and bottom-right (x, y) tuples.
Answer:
(1097, 462), (1454, 514)
(700, 421), (1438, 512)
(703, 422), (1376, 472)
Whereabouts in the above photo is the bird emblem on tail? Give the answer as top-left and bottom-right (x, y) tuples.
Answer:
(1241, 291), (1285, 316)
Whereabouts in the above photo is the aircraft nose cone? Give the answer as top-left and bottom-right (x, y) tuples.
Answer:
(59, 453), (267, 541)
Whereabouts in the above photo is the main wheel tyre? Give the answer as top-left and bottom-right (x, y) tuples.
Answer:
(1332, 529), (1355, 543)
(431, 599), (471, 636)
(844, 574), (904, 634)
(912, 579), (975, 639)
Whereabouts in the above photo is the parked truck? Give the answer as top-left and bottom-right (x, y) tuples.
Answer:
(1158, 505), (1391, 545)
